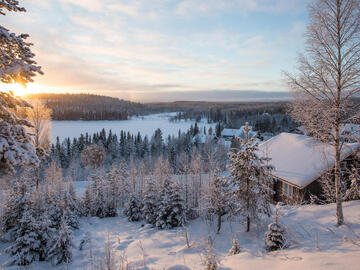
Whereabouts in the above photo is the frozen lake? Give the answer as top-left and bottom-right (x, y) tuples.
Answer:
(51, 112), (216, 142)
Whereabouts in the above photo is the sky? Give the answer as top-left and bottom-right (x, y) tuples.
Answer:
(1, 0), (311, 102)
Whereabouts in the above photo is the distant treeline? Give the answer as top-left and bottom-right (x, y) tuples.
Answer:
(26, 93), (147, 120)
(26, 93), (294, 127)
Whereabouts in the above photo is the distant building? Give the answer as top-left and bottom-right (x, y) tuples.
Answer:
(258, 133), (359, 203)
(221, 125), (257, 141)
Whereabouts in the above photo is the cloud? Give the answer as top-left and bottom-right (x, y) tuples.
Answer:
(0, 0), (308, 101)
(175, 0), (307, 16)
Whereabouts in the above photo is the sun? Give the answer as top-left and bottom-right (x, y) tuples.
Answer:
(0, 83), (41, 97)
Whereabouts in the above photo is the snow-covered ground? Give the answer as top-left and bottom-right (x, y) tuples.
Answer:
(51, 113), (216, 143)
(0, 198), (359, 269)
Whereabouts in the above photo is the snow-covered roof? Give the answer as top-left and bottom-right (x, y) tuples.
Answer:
(258, 133), (359, 188)
(292, 124), (360, 140)
(221, 126), (257, 138)
(221, 128), (241, 137)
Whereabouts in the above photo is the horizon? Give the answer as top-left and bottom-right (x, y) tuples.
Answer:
(1, 0), (310, 102)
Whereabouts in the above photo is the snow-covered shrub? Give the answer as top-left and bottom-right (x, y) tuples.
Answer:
(124, 194), (143, 222)
(265, 205), (287, 252)
(344, 166), (360, 201)
(202, 241), (219, 270)
(228, 238), (241, 255)
(81, 144), (106, 169)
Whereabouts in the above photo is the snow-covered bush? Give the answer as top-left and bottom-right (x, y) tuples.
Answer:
(81, 144), (106, 169)
(228, 238), (241, 255)
(202, 241), (219, 270)
(344, 166), (360, 201)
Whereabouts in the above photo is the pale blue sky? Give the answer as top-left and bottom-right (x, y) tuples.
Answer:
(2, 0), (311, 102)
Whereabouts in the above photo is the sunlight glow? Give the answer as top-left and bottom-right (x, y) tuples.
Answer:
(0, 83), (45, 97)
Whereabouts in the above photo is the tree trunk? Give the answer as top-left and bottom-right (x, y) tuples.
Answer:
(334, 129), (344, 225)
(216, 213), (222, 234)
(334, 0), (344, 226)
(246, 216), (250, 232)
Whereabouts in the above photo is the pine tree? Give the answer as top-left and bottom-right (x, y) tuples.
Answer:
(202, 173), (233, 234)
(124, 193), (143, 222)
(47, 216), (73, 265)
(0, 2), (43, 176)
(142, 179), (158, 225)
(1, 171), (34, 237)
(227, 129), (274, 232)
(156, 180), (185, 229)
(5, 205), (40, 266)
(265, 204), (286, 252)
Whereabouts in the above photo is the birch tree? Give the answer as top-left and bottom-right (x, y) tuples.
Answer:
(284, 0), (360, 225)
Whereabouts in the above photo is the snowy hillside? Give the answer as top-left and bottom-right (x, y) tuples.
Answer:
(0, 200), (358, 269)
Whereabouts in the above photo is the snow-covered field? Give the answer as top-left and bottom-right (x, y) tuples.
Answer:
(1, 195), (358, 269)
(51, 113), (216, 143)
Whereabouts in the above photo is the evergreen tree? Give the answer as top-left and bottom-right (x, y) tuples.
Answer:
(265, 205), (287, 252)
(47, 216), (73, 265)
(227, 134), (274, 232)
(5, 205), (40, 266)
(202, 173), (233, 234)
(124, 194), (143, 222)
(142, 179), (158, 225)
(156, 180), (185, 229)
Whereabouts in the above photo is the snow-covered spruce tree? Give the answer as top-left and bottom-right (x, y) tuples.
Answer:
(5, 206), (40, 266)
(142, 178), (158, 225)
(30, 187), (56, 261)
(227, 134), (274, 232)
(156, 179), (185, 229)
(0, 1), (42, 174)
(89, 171), (107, 218)
(202, 172), (233, 234)
(124, 193), (143, 222)
(1, 169), (34, 237)
(0, 92), (39, 174)
(265, 204), (286, 252)
(82, 183), (93, 216)
(47, 216), (73, 265)
(228, 238), (241, 255)
(62, 180), (80, 229)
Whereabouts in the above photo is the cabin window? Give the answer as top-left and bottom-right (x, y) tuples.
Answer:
(282, 182), (293, 197)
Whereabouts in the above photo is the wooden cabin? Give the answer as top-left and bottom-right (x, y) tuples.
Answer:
(258, 133), (359, 204)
